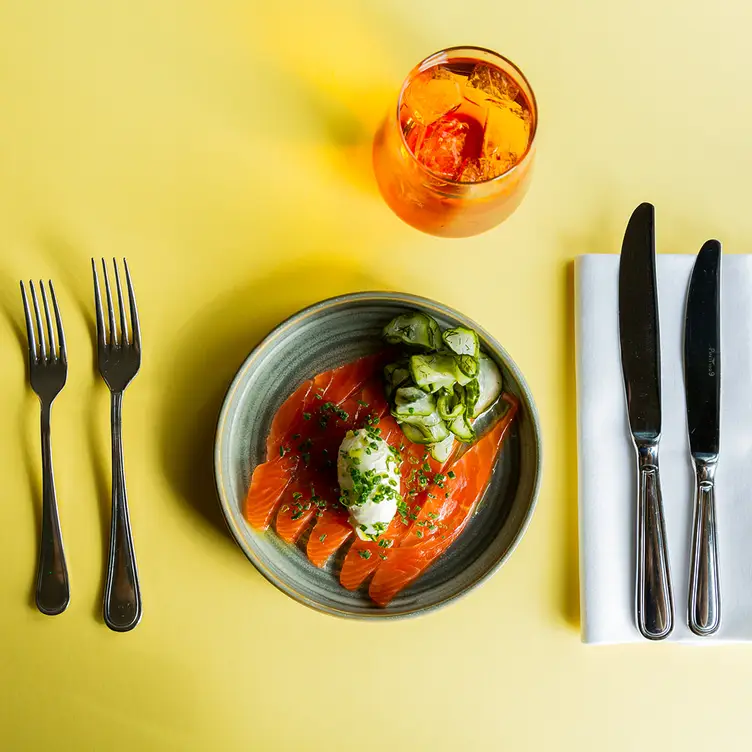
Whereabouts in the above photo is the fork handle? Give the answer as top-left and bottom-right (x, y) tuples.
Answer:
(103, 391), (142, 632)
(36, 403), (70, 615)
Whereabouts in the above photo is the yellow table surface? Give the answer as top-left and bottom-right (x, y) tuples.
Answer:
(2, 1), (752, 750)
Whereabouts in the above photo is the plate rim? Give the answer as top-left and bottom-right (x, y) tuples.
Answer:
(214, 290), (543, 619)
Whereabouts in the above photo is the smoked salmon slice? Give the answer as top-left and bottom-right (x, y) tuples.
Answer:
(244, 352), (519, 606)
(244, 455), (298, 530)
(307, 507), (354, 567)
(265, 354), (384, 458)
(265, 380), (314, 458)
(368, 400), (518, 605)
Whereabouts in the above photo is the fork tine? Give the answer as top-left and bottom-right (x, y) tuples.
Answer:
(123, 258), (141, 350)
(29, 280), (47, 361)
(20, 281), (38, 363)
(49, 281), (67, 363)
(101, 258), (118, 347)
(92, 258), (106, 349)
(113, 258), (129, 345)
(40, 280), (57, 361)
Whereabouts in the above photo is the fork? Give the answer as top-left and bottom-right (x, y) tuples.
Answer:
(20, 280), (70, 616)
(92, 258), (142, 632)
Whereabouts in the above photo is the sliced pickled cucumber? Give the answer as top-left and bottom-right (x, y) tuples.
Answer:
(383, 312), (442, 351)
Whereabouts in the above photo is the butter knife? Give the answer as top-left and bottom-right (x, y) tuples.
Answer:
(618, 202), (674, 640)
(684, 240), (722, 636)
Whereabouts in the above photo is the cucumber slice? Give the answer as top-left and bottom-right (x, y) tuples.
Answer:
(398, 410), (442, 428)
(442, 327), (480, 359)
(474, 354), (503, 417)
(437, 388), (464, 421)
(392, 387), (436, 418)
(457, 354), (479, 379)
(399, 420), (450, 445)
(429, 434), (455, 463)
(384, 361), (411, 399)
(409, 353), (472, 392)
(383, 312), (442, 351)
(447, 411), (476, 443)
(464, 379), (480, 418)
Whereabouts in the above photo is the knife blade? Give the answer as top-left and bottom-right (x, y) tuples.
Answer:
(618, 202), (674, 640)
(684, 239), (721, 636)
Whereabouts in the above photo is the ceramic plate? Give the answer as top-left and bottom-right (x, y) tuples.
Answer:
(215, 292), (542, 618)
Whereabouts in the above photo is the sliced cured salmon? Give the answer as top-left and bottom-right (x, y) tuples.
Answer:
(244, 351), (518, 606)
(307, 507), (354, 567)
(368, 399), (518, 605)
(244, 455), (298, 531)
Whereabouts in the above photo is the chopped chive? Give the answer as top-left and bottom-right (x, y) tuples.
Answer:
(303, 412), (311, 420)
(447, 471), (456, 479)
(358, 549), (371, 560)
(319, 533), (327, 543)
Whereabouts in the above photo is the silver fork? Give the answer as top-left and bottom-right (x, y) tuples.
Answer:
(92, 258), (142, 632)
(20, 280), (70, 616)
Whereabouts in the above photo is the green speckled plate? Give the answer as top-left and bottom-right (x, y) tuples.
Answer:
(214, 292), (542, 618)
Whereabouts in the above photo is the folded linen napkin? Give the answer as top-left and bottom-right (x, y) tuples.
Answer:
(576, 253), (752, 644)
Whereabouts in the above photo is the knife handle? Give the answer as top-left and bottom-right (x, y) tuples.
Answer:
(688, 460), (720, 636)
(636, 443), (674, 640)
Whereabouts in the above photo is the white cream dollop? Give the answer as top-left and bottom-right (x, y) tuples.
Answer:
(337, 429), (401, 540)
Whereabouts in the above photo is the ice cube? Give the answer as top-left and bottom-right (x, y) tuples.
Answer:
(411, 111), (486, 179)
(457, 158), (485, 183)
(482, 98), (530, 171)
(482, 154), (517, 180)
(414, 115), (469, 178)
(403, 69), (463, 125)
(466, 64), (520, 104)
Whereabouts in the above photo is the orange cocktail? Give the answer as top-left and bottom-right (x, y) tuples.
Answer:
(373, 47), (537, 238)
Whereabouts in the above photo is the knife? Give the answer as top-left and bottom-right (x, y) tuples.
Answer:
(618, 202), (674, 640)
(684, 240), (722, 636)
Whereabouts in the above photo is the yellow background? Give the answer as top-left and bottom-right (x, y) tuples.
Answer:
(1, 1), (751, 750)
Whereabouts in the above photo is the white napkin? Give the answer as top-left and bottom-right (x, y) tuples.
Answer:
(576, 254), (752, 644)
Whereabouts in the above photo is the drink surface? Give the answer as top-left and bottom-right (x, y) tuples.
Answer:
(400, 59), (533, 183)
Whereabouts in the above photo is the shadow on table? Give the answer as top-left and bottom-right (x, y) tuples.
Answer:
(159, 258), (385, 547)
(561, 259), (580, 628)
(208, 0), (431, 195)
(559, 213), (622, 630)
